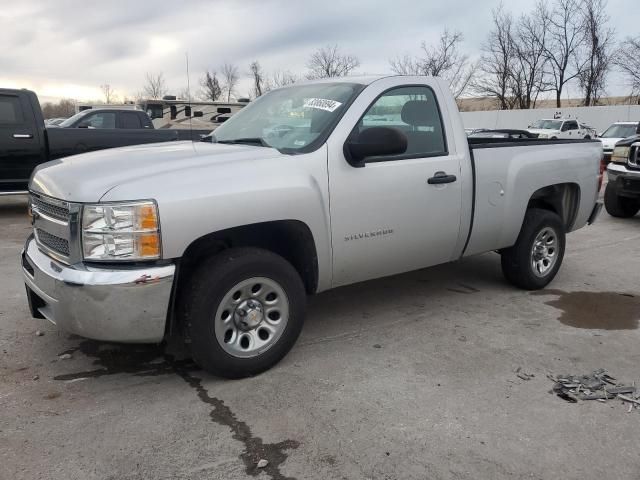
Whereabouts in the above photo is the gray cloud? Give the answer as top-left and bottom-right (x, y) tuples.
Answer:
(0, 0), (636, 100)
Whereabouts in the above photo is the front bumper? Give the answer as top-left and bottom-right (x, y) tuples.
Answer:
(22, 235), (175, 343)
(607, 163), (640, 199)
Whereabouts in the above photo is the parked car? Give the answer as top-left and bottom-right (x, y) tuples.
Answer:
(598, 122), (640, 164)
(464, 128), (487, 136)
(527, 118), (592, 139)
(44, 117), (66, 126)
(0, 89), (209, 194)
(55, 108), (155, 129)
(604, 135), (640, 217)
(22, 75), (603, 378)
(468, 129), (538, 139)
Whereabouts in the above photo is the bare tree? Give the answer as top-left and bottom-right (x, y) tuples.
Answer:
(221, 63), (239, 102)
(143, 72), (167, 99)
(100, 84), (115, 104)
(390, 30), (476, 98)
(537, 0), (588, 107)
(249, 61), (264, 98)
(512, 10), (552, 109)
(473, 7), (517, 109)
(578, 0), (615, 106)
(199, 70), (222, 101)
(42, 99), (76, 119)
(306, 45), (360, 79)
(615, 36), (640, 97)
(264, 70), (298, 91)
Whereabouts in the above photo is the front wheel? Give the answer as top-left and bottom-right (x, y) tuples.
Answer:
(501, 208), (566, 290)
(180, 247), (306, 378)
(604, 183), (640, 218)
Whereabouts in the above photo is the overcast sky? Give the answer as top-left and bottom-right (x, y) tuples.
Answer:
(0, 0), (636, 103)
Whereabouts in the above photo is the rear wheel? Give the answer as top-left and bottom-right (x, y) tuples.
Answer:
(501, 208), (566, 290)
(180, 247), (306, 378)
(604, 183), (640, 218)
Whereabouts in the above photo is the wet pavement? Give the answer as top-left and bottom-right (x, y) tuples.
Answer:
(1, 195), (640, 480)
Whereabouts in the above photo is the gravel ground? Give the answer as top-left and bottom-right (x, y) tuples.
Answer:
(1, 194), (639, 480)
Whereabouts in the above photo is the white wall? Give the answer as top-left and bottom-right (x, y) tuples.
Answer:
(461, 104), (640, 134)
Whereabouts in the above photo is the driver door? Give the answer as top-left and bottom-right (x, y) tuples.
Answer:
(327, 83), (463, 287)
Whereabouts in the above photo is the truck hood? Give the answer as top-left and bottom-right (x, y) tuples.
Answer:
(30, 141), (284, 202)
(527, 128), (560, 137)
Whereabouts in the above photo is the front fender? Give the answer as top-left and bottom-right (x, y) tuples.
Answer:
(101, 147), (333, 291)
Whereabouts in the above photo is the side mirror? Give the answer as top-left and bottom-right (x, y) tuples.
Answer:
(344, 127), (408, 167)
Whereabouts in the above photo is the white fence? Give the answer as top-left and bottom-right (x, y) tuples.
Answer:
(460, 104), (640, 134)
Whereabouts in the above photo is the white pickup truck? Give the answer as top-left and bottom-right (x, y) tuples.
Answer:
(23, 76), (603, 378)
(527, 118), (593, 139)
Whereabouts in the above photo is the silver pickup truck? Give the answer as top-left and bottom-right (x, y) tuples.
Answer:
(22, 76), (603, 378)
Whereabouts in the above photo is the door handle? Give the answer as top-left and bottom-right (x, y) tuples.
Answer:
(428, 171), (457, 184)
(13, 133), (33, 139)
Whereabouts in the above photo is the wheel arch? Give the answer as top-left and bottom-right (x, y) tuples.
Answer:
(180, 219), (318, 291)
(527, 182), (581, 232)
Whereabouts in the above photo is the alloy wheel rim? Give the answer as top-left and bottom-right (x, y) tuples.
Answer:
(214, 277), (289, 358)
(530, 227), (558, 277)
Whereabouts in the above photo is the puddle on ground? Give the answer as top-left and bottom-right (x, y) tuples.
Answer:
(531, 290), (640, 330)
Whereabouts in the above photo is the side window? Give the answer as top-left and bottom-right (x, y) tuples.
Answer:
(358, 86), (446, 157)
(564, 120), (578, 131)
(81, 112), (116, 128)
(0, 95), (24, 124)
(120, 112), (142, 129)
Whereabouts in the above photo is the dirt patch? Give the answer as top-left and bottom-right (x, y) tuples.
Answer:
(531, 290), (640, 330)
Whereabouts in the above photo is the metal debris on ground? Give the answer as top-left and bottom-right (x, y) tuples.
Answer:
(58, 353), (73, 360)
(548, 369), (639, 410)
(257, 459), (269, 468)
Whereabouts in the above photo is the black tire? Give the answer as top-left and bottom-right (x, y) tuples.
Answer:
(180, 247), (306, 379)
(604, 183), (640, 218)
(501, 208), (566, 290)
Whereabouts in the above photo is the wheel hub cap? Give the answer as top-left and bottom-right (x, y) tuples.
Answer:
(213, 277), (289, 359)
(234, 299), (264, 330)
(530, 227), (558, 277)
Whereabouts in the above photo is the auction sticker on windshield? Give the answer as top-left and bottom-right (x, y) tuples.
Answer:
(303, 98), (343, 112)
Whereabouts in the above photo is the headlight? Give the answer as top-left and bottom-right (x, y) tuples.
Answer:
(81, 201), (161, 261)
(611, 146), (630, 164)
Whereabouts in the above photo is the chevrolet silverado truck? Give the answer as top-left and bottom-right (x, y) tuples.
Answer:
(604, 136), (640, 217)
(22, 76), (603, 378)
(0, 88), (206, 194)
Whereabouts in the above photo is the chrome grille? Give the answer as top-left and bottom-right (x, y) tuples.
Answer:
(36, 228), (70, 256)
(31, 194), (69, 221)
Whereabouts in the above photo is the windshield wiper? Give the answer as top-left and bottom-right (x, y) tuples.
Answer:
(216, 137), (269, 147)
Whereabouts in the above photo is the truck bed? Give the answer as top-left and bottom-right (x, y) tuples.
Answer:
(463, 138), (602, 257)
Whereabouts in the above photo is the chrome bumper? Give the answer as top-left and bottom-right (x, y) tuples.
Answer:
(22, 236), (175, 343)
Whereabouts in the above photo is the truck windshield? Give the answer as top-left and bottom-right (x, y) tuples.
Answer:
(58, 110), (89, 127)
(531, 120), (562, 130)
(211, 82), (364, 153)
(600, 124), (638, 138)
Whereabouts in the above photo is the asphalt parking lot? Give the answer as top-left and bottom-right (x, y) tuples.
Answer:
(1, 194), (639, 480)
